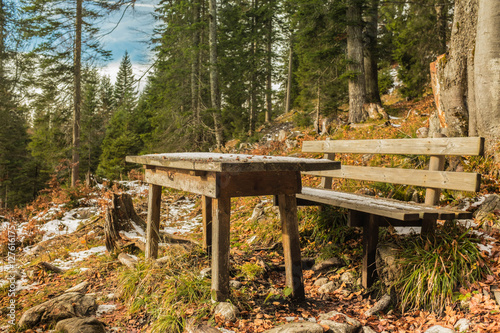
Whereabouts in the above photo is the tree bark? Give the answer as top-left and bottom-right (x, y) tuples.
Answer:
(437, 0), (478, 137)
(209, 0), (222, 148)
(285, 42), (293, 113)
(347, 0), (367, 123)
(265, 12), (272, 123)
(474, 0), (500, 153)
(363, 0), (381, 105)
(72, 0), (82, 187)
(192, 0), (201, 122)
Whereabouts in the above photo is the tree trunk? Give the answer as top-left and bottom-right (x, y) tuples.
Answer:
(285, 42), (293, 113)
(71, 0), (82, 187)
(191, 0), (201, 122)
(209, 0), (222, 148)
(435, 2), (448, 55)
(265, 12), (272, 123)
(315, 79), (320, 133)
(363, 0), (381, 105)
(437, 0), (478, 137)
(347, 0), (367, 123)
(474, 0), (500, 153)
(249, 0), (258, 136)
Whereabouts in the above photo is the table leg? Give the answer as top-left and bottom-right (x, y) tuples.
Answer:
(362, 214), (379, 288)
(146, 184), (162, 259)
(278, 194), (305, 299)
(211, 195), (231, 301)
(202, 196), (213, 254)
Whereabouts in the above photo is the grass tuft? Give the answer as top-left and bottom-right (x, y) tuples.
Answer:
(392, 221), (491, 313)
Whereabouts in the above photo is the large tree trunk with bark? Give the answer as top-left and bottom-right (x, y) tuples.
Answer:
(209, 0), (222, 148)
(435, 0), (477, 138)
(347, 0), (367, 123)
(191, 0), (201, 122)
(363, 0), (381, 105)
(71, 0), (82, 187)
(435, 0), (500, 155)
(474, 0), (500, 153)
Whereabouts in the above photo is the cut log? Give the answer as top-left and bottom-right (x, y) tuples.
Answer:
(118, 253), (138, 269)
(38, 261), (63, 273)
(364, 294), (392, 316)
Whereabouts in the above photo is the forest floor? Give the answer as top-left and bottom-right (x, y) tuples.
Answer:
(1, 95), (500, 333)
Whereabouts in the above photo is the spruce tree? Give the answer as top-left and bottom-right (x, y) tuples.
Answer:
(114, 51), (136, 108)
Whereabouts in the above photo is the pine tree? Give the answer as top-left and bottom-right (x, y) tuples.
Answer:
(98, 54), (143, 179)
(114, 51), (137, 108)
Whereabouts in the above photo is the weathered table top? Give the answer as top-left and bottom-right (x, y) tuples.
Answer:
(125, 152), (340, 173)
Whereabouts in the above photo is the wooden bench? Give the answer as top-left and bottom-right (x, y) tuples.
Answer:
(297, 137), (484, 288)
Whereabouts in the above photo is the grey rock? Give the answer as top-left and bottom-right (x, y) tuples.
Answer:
(362, 327), (377, 333)
(340, 271), (356, 285)
(318, 281), (336, 294)
(229, 280), (242, 289)
(454, 318), (470, 333)
(317, 311), (361, 333)
(285, 317), (296, 322)
(65, 281), (89, 293)
(286, 140), (298, 150)
(55, 317), (105, 333)
(475, 194), (500, 223)
(19, 292), (97, 328)
(313, 277), (329, 287)
(376, 243), (399, 287)
(278, 130), (287, 141)
(185, 318), (220, 333)
(249, 203), (265, 222)
(424, 325), (456, 333)
(200, 267), (211, 279)
(311, 257), (342, 271)
(492, 286), (500, 305)
(416, 127), (429, 138)
(263, 322), (324, 333)
(214, 302), (238, 322)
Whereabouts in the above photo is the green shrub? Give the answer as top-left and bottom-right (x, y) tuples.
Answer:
(392, 221), (491, 313)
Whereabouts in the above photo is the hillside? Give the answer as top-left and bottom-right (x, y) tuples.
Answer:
(1, 95), (500, 333)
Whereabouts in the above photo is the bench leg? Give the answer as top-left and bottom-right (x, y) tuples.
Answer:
(202, 196), (212, 255)
(362, 214), (379, 289)
(278, 194), (305, 299)
(211, 195), (231, 301)
(421, 216), (437, 237)
(146, 184), (162, 259)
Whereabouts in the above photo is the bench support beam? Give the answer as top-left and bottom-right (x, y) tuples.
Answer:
(362, 214), (379, 289)
(146, 184), (162, 259)
(202, 196), (212, 254)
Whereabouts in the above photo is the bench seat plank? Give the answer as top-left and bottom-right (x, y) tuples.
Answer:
(298, 187), (472, 221)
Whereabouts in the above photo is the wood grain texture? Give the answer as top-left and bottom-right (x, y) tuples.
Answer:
(127, 152), (340, 173)
(202, 196), (212, 254)
(278, 194), (305, 299)
(211, 195), (231, 301)
(425, 155), (446, 205)
(218, 171), (301, 197)
(320, 153), (335, 189)
(363, 214), (379, 288)
(302, 137), (485, 156)
(145, 167), (218, 198)
(146, 184), (162, 259)
(304, 165), (481, 192)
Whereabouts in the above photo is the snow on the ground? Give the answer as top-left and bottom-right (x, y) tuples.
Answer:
(96, 304), (117, 317)
(51, 246), (107, 271)
(40, 207), (99, 241)
(162, 197), (202, 235)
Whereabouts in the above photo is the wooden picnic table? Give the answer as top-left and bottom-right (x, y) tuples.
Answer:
(125, 152), (340, 301)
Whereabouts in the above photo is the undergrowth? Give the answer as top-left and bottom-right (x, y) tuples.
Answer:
(391, 221), (491, 313)
(118, 247), (212, 333)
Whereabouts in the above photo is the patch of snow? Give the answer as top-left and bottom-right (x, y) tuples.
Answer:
(471, 195), (489, 208)
(247, 235), (257, 244)
(478, 243), (493, 255)
(52, 246), (107, 270)
(118, 180), (148, 196)
(96, 304), (117, 317)
(394, 227), (421, 235)
(16, 278), (39, 291)
(39, 207), (99, 241)
(391, 123), (402, 128)
(161, 198), (202, 235)
(389, 115), (400, 120)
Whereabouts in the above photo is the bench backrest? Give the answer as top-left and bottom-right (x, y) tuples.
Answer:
(302, 137), (484, 205)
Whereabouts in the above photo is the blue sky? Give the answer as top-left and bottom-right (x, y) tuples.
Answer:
(98, 0), (158, 90)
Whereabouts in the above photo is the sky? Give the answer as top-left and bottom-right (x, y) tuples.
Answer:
(98, 0), (158, 90)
